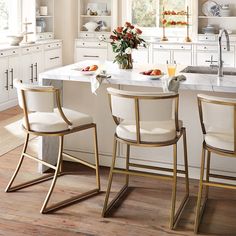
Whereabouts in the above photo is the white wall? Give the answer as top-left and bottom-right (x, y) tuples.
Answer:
(54, 0), (78, 65)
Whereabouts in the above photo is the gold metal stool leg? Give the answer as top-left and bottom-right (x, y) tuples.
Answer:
(170, 144), (178, 229)
(5, 133), (30, 192)
(183, 128), (190, 195)
(94, 125), (101, 190)
(205, 150), (211, 199)
(102, 137), (118, 217)
(194, 146), (206, 234)
(41, 135), (64, 213)
(125, 144), (130, 185)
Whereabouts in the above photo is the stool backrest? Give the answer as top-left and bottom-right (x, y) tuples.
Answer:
(197, 94), (236, 152)
(107, 87), (179, 143)
(14, 79), (72, 132)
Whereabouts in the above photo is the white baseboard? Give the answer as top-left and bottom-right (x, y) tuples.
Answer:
(0, 99), (18, 111)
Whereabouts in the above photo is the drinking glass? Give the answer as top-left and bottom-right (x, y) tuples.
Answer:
(167, 61), (177, 77)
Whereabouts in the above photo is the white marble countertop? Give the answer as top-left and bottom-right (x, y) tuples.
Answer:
(39, 60), (236, 93)
(0, 39), (62, 51)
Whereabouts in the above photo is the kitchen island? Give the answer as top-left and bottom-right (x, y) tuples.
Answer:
(38, 61), (236, 179)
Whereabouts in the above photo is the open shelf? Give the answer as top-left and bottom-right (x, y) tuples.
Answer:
(81, 15), (111, 18)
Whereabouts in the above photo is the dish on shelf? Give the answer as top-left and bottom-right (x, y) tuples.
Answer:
(202, 24), (215, 34)
(140, 69), (164, 80)
(202, 0), (220, 16)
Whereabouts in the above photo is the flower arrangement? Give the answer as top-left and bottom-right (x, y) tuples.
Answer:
(110, 22), (146, 69)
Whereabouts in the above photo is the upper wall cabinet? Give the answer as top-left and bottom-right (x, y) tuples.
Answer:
(194, 0), (236, 41)
(78, 0), (118, 39)
(22, 0), (55, 42)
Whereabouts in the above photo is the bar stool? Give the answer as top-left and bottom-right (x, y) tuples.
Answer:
(102, 88), (189, 229)
(5, 79), (100, 214)
(195, 94), (236, 233)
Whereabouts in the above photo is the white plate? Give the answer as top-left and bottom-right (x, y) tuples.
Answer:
(72, 68), (97, 76)
(202, 0), (218, 16)
(140, 73), (164, 80)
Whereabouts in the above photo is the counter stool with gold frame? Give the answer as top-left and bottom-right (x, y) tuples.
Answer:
(195, 94), (236, 233)
(5, 79), (100, 214)
(102, 88), (189, 229)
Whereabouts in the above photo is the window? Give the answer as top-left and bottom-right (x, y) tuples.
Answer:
(125, 0), (191, 36)
(0, 0), (9, 32)
(0, 0), (21, 41)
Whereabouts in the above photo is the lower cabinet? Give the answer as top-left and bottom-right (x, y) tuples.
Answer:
(0, 40), (62, 111)
(152, 44), (193, 65)
(0, 51), (19, 105)
(132, 46), (149, 63)
(75, 40), (107, 62)
(21, 46), (44, 85)
(196, 45), (235, 67)
(44, 42), (63, 70)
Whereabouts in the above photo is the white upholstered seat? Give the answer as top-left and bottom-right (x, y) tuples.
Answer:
(204, 131), (234, 151)
(23, 108), (93, 133)
(198, 94), (236, 152)
(117, 120), (183, 142)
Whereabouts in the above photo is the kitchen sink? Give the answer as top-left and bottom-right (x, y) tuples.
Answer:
(181, 66), (236, 76)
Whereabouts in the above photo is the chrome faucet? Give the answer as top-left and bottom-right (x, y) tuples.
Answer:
(218, 29), (230, 77)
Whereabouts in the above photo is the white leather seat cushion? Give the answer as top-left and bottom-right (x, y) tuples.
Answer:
(23, 108), (93, 133)
(116, 120), (182, 142)
(205, 131), (234, 151)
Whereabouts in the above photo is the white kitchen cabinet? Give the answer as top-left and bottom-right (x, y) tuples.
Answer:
(44, 42), (62, 70)
(132, 47), (149, 64)
(196, 45), (235, 67)
(21, 46), (44, 84)
(0, 51), (20, 104)
(153, 49), (171, 64)
(75, 40), (107, 62)
(152, 44), (192, 65)
(0, 57), (9, 103)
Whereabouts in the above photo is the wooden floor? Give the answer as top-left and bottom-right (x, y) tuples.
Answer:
(1, 108), (236, 236)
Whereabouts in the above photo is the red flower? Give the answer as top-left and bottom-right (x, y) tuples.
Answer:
(110, 35), (118, 41)
(125, 22), (132, 28)
(126, 33), (133, 39)
(116, 27), (123, 33)
(130, 25), (135, 29)
(135, 28), (142, 34)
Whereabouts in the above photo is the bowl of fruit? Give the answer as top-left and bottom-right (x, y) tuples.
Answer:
(139, 69), (163, 80)
(75, 64), (98, 75)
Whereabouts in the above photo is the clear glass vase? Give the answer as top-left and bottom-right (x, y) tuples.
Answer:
(119, 54), (133, 69)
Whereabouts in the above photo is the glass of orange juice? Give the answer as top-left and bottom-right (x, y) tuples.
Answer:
(167, 61), (177, 77)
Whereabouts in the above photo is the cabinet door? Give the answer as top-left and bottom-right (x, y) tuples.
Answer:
(132, 47), (149, 64)
(75, 48), (107, 62)
(21, 54), (34, 84)
(32, 51), (44, 84)
(197, 52), (235, 67)
(44, 49), (62, 70)
(153, 50), (171, 64)
(173, 50), (192, 65)
(0, 57), (9, 103)
(8, 56), (19, 100)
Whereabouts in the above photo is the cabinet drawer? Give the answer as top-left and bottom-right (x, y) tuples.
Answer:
(153, 44), (191, 50)
(198, 35), (217, 41)
(76, 41), (107, 48)
(76, 48), (107, 62)
(22, 47), (34, 55)
(79, 32), (95, 38)
(0, 49), (19, 57)
(197, 45), (234, 52)
(44, 49), (62, 70)
(44, 42), (62, 50)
